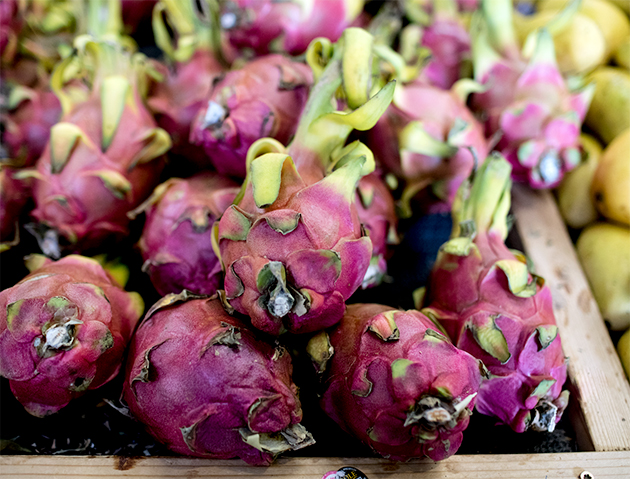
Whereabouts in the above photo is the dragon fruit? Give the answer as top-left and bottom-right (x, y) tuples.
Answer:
(421, 153), (569, 433)
(0, 254), (143, 417)
(219, 0), (365, 56)
(0, 0), (20, 65)
(307, 303), (484, 461)
(123, 292), (314, 464)
(215, 28), (395, 335)
(129, 172), (240, 297)
(355, 172), (398, 289)
(0, 165), (32, 251)
(190, 54), (312, 178)
(403, 0), (472, 90)
(147, 0), (226, 163)
(368, 78), (488, 217)
(1, 82), (62, 167)
(469, 0), (594, 188)
(28, 36), (171, 257)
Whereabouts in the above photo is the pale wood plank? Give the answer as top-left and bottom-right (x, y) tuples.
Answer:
(511, 185), (630, 452)
(1, 452), (629, 478)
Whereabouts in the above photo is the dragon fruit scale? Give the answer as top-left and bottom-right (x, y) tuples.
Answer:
(28, 36), (171, 258)
(123, 292), (315, 464)
(469, 0), (594, 189)
(129, 172), (240, 297)
(421, 153), (569, 433)
(307, 303), (484, 461)
(190, 54), (312, 179)
(0, 254), (144, 417)
(368, 78), (488, 217)
(0, 165), (32, 252)
(214, 28), (395, 335)
(219, 0), (365, 56)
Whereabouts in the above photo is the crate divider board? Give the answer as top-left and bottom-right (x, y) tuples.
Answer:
(2, 189), (630, 478)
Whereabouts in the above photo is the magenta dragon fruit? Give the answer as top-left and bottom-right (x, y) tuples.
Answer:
(0, 165), (32, 251)
(355, 171), (398, 289)
(1, 82), (62, 167)
(368, 78), (488, 217)
(147, 0), (227, 164)
(469, 0), (594, 188)
(0, 254), (143, 417)
(307, 303), (484, 461)
(421, 154), (569, 433)
(403, 0), (471, 90)
(190, 54), (312, 178)
(129, 172), (240, 296)
(123, 293), (314, 464)
(215, 28), (395, 335)
(219, 0), (364, 56)
(28, 37), (171, 257)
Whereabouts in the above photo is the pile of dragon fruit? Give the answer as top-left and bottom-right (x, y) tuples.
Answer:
(0, 0), (590, 464)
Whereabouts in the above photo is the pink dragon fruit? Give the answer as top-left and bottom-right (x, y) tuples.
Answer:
(307, 303), (484, 461)
(0, 165), (32, 251)
(403, 0), (471, 90)
(190, 54), (312, 178)
(129, 172), (240, 296)
(1, 82), (62, 167)
(123, 292), (314, 464)
(147, 0), (227, 164)
(215, 28), (395, 335)
(147, 51), (224, 164)
(219, 0), (364, 56)
(28, 37), (171, 257)
(367, 78), (488, 217)
(0, 0), (20, 65)
(421, 153), (569, 433)
(469, 0), (594, 188)
(0, 254), (144, 417)
(355, 171), (398, 289)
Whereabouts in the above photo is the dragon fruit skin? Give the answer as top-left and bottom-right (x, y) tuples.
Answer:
(2, 85), (62, 167)
(420, 19), (470, 90)
(123, 293), (314, 465)
(308, 303), (483, 461)
(0, 254), (144, 417)
(470, 0), (594, 189)
(147, 50), (224, 164)
(0, 165), (32, 250)
(355, 172), (398, 289)
(421, 154), (569, 433)
(190, 54), (312, 178)
(368, 80), (488, 215)
(220, 0), (364, 56)
(132, 172), (240, 297)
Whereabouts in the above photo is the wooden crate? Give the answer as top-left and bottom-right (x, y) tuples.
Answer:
(2, 187), (630, 478)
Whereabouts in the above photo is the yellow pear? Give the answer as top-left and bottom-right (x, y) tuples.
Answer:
(614, 35), (630, 70)
(585, 67), (630, 145)
(538, 0), (630, 58)
(618, 327), (630, 379)
(591, 128), (630, 225)
(514, 10), (607, 75)
(556, 134), (603, 229)
(608, 0), (630, 15)
(576, 222), (630, 330)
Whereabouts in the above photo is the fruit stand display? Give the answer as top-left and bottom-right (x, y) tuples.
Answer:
(1, 0), (630, 478)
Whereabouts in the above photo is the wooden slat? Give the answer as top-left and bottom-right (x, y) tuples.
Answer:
(1, 452), (629, 478)
(511, 185), (630, 452)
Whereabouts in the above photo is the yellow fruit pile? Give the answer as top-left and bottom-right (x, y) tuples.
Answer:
(546, 0), (630, 380)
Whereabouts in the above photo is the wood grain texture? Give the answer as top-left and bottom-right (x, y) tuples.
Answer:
(1, 452), (629, 478)
(511, 185), (630, 452)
